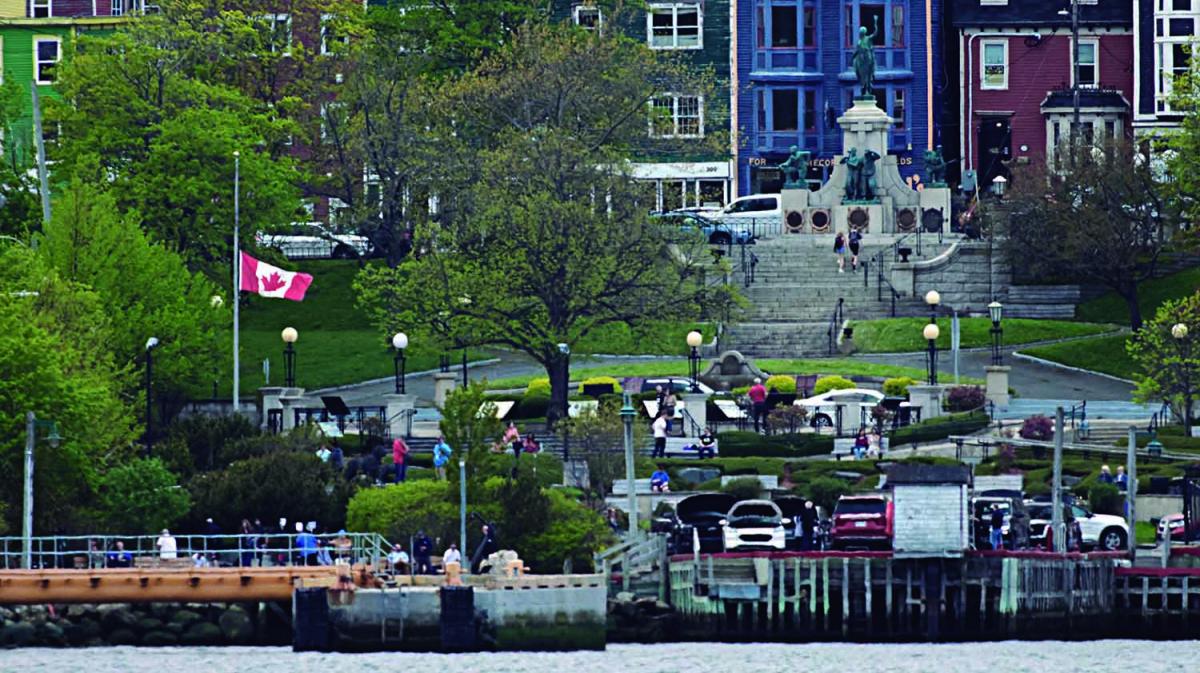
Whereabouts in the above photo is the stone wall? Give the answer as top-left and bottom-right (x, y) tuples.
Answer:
(910, 241), (1012, 311)
(0, 602), (280, 648)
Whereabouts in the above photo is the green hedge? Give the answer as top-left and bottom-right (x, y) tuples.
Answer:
(890, 411), (989, 446)
(717, 431), (834, 458)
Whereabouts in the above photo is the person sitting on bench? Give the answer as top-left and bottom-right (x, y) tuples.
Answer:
(650, 466), (671, 493)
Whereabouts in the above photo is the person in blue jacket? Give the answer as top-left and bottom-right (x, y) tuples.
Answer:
(433, 436), (453, 480)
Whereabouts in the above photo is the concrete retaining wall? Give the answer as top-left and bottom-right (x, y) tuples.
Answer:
(911, 241), (1011, 311)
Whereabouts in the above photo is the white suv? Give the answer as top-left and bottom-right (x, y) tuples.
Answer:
(256, 223), (373, 260)
(717, 194), (781, 221)
(1071, 503), (1129, 551)
(721, 500), (788, 551)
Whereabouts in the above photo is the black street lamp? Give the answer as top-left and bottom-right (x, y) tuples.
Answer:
(392, 332), (408, 394)
(281, 327), (298, 388)
(144, 337), (159, 455)
(686, 330), (703, 393)
(923, 322), (940, 385)
(989, 300), (1004, 366)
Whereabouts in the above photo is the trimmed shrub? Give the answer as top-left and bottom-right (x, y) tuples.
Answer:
(946, 386), (986, 412)
(1087, 482), (1124, 516)
(765, 374), (797, 394)
(1019, 415), (1054, 441)
(890, 412), (989, 446)
(580, 376), (621, 395)
(525, 377), (552, 397)
(883, 377), (919, 398)
(716, 431), (834, 458)
(721, 477), (763, 501)
(805, 477), (851, 512)
(813, 375), (856, 395)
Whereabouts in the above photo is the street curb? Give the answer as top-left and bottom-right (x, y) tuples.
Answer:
(1010, 352), (1135, 385)
(308, 358), (503, 395)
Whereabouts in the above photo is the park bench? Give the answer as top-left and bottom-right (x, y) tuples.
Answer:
(831, 436), (889, 460)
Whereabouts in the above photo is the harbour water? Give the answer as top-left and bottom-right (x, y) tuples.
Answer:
(6, 641), (1199, 673)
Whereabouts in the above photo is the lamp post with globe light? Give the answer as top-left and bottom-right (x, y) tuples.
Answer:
(144, 337), (160, 455)
(687, 330), (703, 393)
(989, 301), (1004, 366)
(282, 327), (298, 387)
(924, 322), (940, 385)
(1174, 323), (1193, 428)
(392, 332), (409, 394)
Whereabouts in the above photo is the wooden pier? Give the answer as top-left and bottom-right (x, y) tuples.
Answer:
(604, 541), (1200, 641)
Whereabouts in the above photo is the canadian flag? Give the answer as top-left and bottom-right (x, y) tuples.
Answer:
(240, 252), (313, 301)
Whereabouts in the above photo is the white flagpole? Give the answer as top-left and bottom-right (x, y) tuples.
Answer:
(233, 151), (241, 411)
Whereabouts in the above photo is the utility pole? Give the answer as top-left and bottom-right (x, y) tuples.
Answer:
(233, 151), (240, 411)
(1126, 426), (1138, 557)
(22, 412), (35, 569)
(621, 392), (638, 539)
(1052, 406), (1065, 553)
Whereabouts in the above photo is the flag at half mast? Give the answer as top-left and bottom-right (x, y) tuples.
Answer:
(239, 252), (313, 301)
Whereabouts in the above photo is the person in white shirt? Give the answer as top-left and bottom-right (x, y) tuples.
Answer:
(442, 543), (462, 572)
(157, 529), (178, 560)
(387, 544), (411, 574)
(651, 412), (668, 458)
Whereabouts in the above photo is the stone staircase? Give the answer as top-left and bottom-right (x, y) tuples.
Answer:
(724, 234), (952, 357)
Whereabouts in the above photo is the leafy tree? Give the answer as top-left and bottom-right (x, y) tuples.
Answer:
(1128, 291), (1200, 426)
(50, 2), (301, 268)
(38, 169), (225, 404)
(187, 451), (349, 531)
(345, 480), (460, 547)
(355, 24), (735, 424)
(380, 0), (559, 74)
(516, 489), (612, 573)
(803, 477), (850, 513)
(439, 383), (502, 483)
(157, 414), (264, 476)
(1004, 139), (1182, 330)
(0, 78), (42, 239)
(96, 458), (192, 534)
(0, 247), (137, 532)
(557, 399), (642, 502)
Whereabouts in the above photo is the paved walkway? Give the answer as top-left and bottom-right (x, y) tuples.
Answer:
(853, 347), (1135, 401)
(325, 350), (678, 406)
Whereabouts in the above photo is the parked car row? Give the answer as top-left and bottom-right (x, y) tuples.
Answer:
(256, 222), (374, 260)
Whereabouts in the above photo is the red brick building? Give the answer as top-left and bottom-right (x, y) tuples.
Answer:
(952, 0), (1133, 188)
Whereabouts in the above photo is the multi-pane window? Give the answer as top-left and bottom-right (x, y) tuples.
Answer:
(981, 40), (1008, 89)
(321, 14), (349, 55)
(759, 2), (818, 49)
(258, 13), (292, 54)
(1076, 39), (1098, 87)
(803, 7), (816, 47)
(111, 0), (122, 16)
(891, 5), (904, 47)
(772, 5), (798, 47)
(647, 4), (701, 49)
(892, 89), (905, 129)
(649, 95), (704, 138)
(31, 0), (50, 18)
(34, 38), (60, 85)
(573, 5), (602, 30)
(1154, 0), (1198, 112)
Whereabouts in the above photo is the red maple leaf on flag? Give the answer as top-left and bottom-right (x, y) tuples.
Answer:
(261, 272), (287, 292)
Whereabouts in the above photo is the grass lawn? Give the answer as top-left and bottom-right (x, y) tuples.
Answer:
(1076, 266), (1200, 325)
(210, 260), (717, 395)
(1135, 521), (1157, 546)
(1019, 333), (1136, 381)
(486, 357), (981, 390)
(222, 260), (458, 395)
(850, 317), (1116, 353)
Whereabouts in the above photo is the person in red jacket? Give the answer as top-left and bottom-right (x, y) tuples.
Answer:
(748, 378), (768, 433)
(392, 437), (409, 483)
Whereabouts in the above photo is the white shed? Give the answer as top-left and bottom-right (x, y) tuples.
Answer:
(887, 464), (971, 556)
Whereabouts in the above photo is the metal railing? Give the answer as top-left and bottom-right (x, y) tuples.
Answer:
(0, 532), (392, 570)
(291, 405), (389, 439)
(826, 297), (845, 355)
(1148, 401), (1174, 435)
(679, 407), (704, 437)
(739, 242), (759, 287)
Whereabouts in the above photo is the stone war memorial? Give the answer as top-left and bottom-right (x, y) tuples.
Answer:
(781, 18), (951, 236)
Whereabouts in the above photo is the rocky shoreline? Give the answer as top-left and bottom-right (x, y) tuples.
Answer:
(0, 602), (284, 648)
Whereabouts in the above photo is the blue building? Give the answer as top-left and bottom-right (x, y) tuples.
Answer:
(735, 0), (944, 195)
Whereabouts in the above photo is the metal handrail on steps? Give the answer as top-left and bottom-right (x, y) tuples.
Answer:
(826, 297), (845, 355)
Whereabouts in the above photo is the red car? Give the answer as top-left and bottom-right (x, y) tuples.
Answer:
(1157, 513), (1198, 543)
(830, 494), (894, 550)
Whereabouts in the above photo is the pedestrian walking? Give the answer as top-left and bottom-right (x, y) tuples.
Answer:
(240, 519), (256, 567)
(834, 232), (847, 273)
(414, 531), (434, 574)
(662, 389), (677, 434)
(798, 500), (819, 550)
(989, 505), (1005, 551)
(392, 437), (410, 483)
(747, 378), (768, 433)
(156, 529), (177, 560)
(849, 229), (862, 271)
(433, 436), (452, 480)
